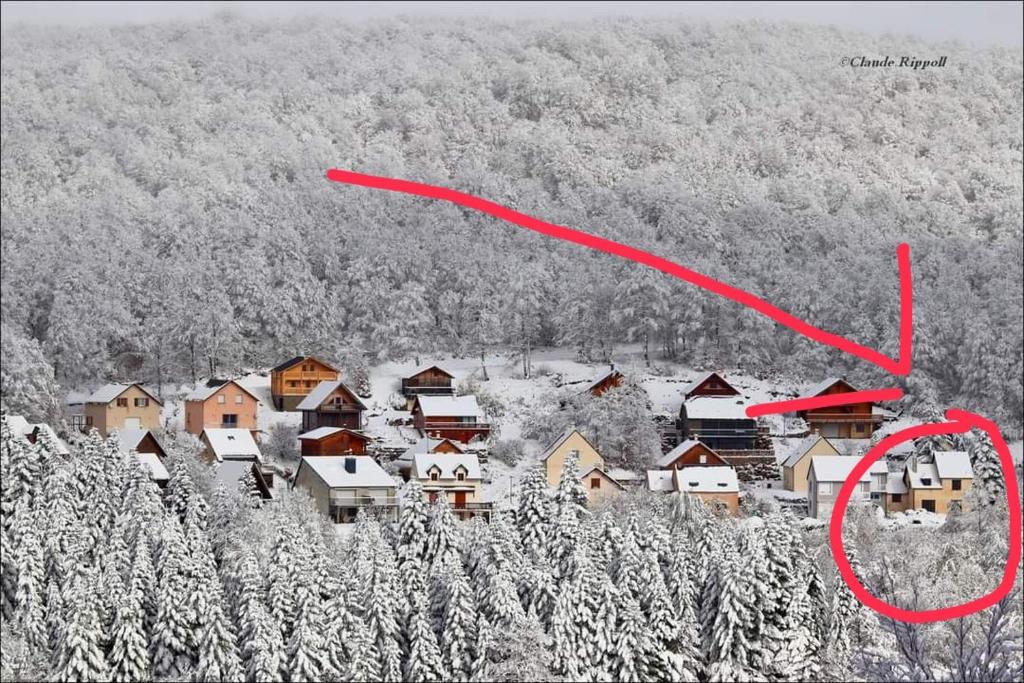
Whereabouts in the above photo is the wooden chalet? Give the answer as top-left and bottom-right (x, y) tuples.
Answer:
(585, 368), (624, 397)
(296, 380), (367, 432)
(682, 371), (741, 399)
(298, 427), (371, 456)
(396, 437), (466, 478)
(401, 365), (455, 407)
(411, 395), (491, 443)
(655, 439), (728, 470)
(799, 378), (883, 439)
(270, 356), (340, 411)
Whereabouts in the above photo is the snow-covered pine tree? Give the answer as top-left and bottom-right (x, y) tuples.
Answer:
(613, 592), (647, 683)
(516, 465), (552, 561)
(194, 582), (244, 682)
(397, 480), (431, 567)
(425, 497), (459, 568)
(55, 572), (110, 683)
(968, 429), (1005, 506)
(439, 556), (478, 682)
(108, 556), (151, 683)
(364, 549), (403, 682)
(404, 589), (447, 682)
(150, 519), (194, 679)
(704, 543), (758, 682)
(284, 586), (328, 683)
(554, 448), (588, 511)
(239, 597), (285, 683)
(345, 607), (381, 682)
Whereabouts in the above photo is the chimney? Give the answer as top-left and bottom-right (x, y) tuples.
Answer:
(344, 457), (357, 474)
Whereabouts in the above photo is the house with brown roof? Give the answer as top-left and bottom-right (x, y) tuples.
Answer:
(682, 371), (741, 399)
(298, 427), (371, 456)
(184, 379), (261, 435)
(270, 356), (340, 411)
(799, 378), (884, 439)
(395, 437), (466, 478)
(297, 379), (367, 432)
(411, 395), (491, 443)
(585, 368), (624, 397)
(83, 383), (163, 436)
(656, 439), (728, 470)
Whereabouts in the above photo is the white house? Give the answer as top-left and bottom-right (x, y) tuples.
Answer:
(806, 455), (889, 519)
(293, 455), (398, 523)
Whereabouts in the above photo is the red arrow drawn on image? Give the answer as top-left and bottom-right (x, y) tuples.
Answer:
(326, 168), (913, 377)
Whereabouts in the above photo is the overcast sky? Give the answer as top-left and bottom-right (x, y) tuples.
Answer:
(2, 1), (1022, 47)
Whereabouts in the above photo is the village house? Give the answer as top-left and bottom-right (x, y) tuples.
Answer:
(886, 451), (973, 514)
(83, 383), (163, 436)
(656, 439), (728, 470)
(780, 434), (841, 493)
(297, 379), (367, 432)
(584, 368), (624, 397)
(292, 455), (398, 523)
(5, 414), (70, 455)
(411, 395), (491, 443)
(184, 379), (261, 435)
(298, 427), (371, 456)
(806, 455), (889, 519)
(540, 428), (627, 505)
(116, 428), (169, 487)
(410, 452), (490, 519)
(270, 356), (340, 411)
(798, 378), (884, 439)
(646, 466), (740, 515)
(675, 372), (773, 467)
(396, 436), (466, 478)
(401, 365), (455, 408)
(199, 428), (274, 499)
(682, 371), (740, 400)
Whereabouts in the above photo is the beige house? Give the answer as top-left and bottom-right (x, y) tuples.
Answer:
(293, 455), (398, 523)
(781, 434), (841, 492)
(411, 453), (490, 519)
(541, 428), (605, 488)
(83, 383), (163, 436)
(647, 466), (740, 515)
(579, 465), (626, 505)
(887, 451), (973, 514)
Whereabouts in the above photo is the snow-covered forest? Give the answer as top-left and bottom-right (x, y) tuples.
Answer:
(1, 416), (1020, 682)
(1, 16), (1022, 430)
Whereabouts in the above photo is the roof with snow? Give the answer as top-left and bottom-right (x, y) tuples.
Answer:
(905, 461), (942, 489)
(271, 355), (339, 373)
(86, 383), (162, 405)
(298, 426), (370, 442)
(933, 451), (973, 479)
(808, 455), (887, 483)
(405, 365), (454, 379)
(673, 466), (739, 494)
(137, 452), (169, 482)
(607, 467), (641, 482)
(298, 455), (396, 489)
(5, 416), (69, 454)
(114, 428), (161, 453)
(584, 369), (623, 393)
(414, 395), (484, 418)
(397, 437), (466, 464)
(805, 377), (854, 397)
(647, 470), (676, 492)
(656, 439), (705, 468)
(201, 428), (262, 462)
(539, 427), (599, 462)
(579, 465), (626, 489)
(296, 379), (367, 412)
(412, 453), (482, 481)
(213, 459), (258, 491)
(185, 379), (261, 403)
(781, 434), (840, 469)
(886, 475), (908, 495)
(682, 396), (751, 420)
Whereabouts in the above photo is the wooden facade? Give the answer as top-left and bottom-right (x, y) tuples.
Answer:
(299, 428), (370, 456)
(401, 365), (455, 404)
(299, 381), (367, 432)
(660, 441), (728, 470)
(799, 379), (882, 439)
(410, 397), (491, 443)
(684, 371), (740, 399)
(270, 356), (340, 411)
(587, 369), (624, 397)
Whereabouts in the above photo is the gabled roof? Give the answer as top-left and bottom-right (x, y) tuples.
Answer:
(296, 380), (367, 412)
(86, 383), (163, 406)
(5, 416), (69, 455)
(905, 461), (942, 489)
(607, 467), (641, 482)
(808, 455), (887, 483)
(673, 466), (739, 494)
(186, 379), (262, 403)
(682, 396), (751, 420)
(137, 452), (169, 482)
(298, 455), (396, 489)
(539, 427), (600, 462)
(933, 450), (973, 479)
(682, 371), (739, 397)
(579, 465), (626, 490)
(405, 365), (454, 380)
(398, 437), (466, 464)
(413, 395), (484, 419)
(656, 439), (715, 468)
(781, 434), (840, 469)
(584, 369), (623, 394)
(412, 453), (482, 481)
(271, 355), (339, 374)
(201, 428), (262, 462)
(115, 428), (163, 454)
(805, 377), (856, 397)
(298, 426), (370, 442)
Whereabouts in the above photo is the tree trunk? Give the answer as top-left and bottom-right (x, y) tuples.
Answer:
(643, 330), (650, 367)
(479, 349), (489, 381)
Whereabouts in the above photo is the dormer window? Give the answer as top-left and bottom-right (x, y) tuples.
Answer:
(456, 470), (466, 481)
(227, 435), (235, 441)
(688, 481), (699, 487)
(921, 477), (932, 486)
(430, 469), (440, 481)
(717, 482), (727, 488)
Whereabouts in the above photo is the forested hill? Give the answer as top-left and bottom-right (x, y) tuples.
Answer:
(1, 17), (1021, 429)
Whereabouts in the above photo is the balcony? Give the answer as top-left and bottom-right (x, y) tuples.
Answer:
(805, 413), (883, 423)
(401, 380), (454, 395)
(316, 404), (363, 414)
(422, 421), (491, 431)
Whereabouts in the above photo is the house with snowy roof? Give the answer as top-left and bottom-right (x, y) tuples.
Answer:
(297, 379), (367, 432)
(886, 451), (973, 515)
(583, 367), (624, 397)
(681, 371), (740, 400)
(199, 428), (275, 500)
(115, 429), (169, 487)
(646, 466), (739, 515)
(780, 434), (841, 493)
(540, 428), (627, 506)
(298, 427), (371, 456)
(798, 378), (884, 439)
(5, 414), (70, 455)
(83, 383), (163, 436)
(656, 439), (728, 470)
(410, 395), (491, 443)
(401, 365), (455, 408)
(293, 455), (398, 523)
(395, 436), (466, 478)
(184, 379), (261, 435)
(270, 355), (340, 411)
(410, 453), (490, 519)
(806, 455), (889, 519)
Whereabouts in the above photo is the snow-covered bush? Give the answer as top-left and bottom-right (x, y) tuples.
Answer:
(488, 439), (525, 466)
(263, 422), (300, 462)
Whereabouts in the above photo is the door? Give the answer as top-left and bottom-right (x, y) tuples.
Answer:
(922, 499), (936, 513)
(454, 491), (467, 509)
(124, 417), (141, 430)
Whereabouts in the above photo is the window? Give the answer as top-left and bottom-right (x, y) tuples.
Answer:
(134, 398), (149, 408)
(951, 479), (962, 491)
(818, 482), (832, 495)
(456, 471), (466, 482)
(235, 394), (243, 404)
(892, 493), (903, 503)
(859, 482), (870, 493)
(430, 470), (439, 481)
(855, 423), (866, 432)
(699, 454), (707, 464)
(222, 414), (238, 426)
(217, 395), (226, 404)
(288, 381), (298, 388)
(305, 381), (315, 388)
(428, 492), (439, 503)
(116, 398), (129, 408)
(921, 477), (932, 486)
(591, 478), (601, 490)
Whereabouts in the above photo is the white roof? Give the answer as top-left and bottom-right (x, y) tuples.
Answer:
(202, 429), (262, 462)
(300, 456), (396, 489)
(5, 416), (69, 455)
(656, 439), (703, 468)
(397, 437), (464, 463)
(673, 466), (739, 493)
(808, 455), (887, 483)
(412, 453), (482, 481)
(906, 461), (942, 489)
(116, 428), (152, 452)
(933, 451), (973, 479)
(186, 380), (260, 403)
(682, 396), (751, 420)
(805, 377), (846, 397)
(296, 380), (345, 411)
(298, 426), (349, 440)
(214, 459), (256, 490)
(579, 465), (626, 489)
(86, 383), (160, 405)
(6, 415), (31, 435)
(415, 395), (484, 418)
(607, 467), (640, 481)
(886, 475), (908, 495)
(647, 470), (676, 492)
(137, 452), (169, 482)
(781, 435), (838, 468)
